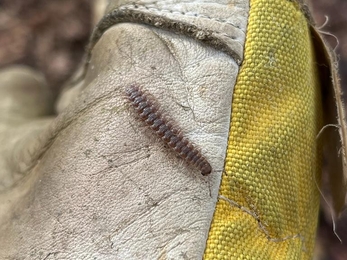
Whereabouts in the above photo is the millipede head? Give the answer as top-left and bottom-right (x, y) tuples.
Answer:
(200, 162), (212, 175)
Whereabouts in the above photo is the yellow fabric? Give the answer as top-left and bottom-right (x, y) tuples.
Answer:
(204, 0), (323, 259)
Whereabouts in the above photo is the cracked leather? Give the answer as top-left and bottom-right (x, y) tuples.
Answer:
(0, 1), (249, 259)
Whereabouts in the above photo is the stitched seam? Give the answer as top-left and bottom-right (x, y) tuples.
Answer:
(119, 4), (245, 39)
(74, 3), (244, 86)
(129, 1), (244, 29)
(219, 195), (305, 244)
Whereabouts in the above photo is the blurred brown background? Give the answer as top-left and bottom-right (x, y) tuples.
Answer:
(307, 1), (347, 260)
(0, 0), (346, 259)
(0, 0), (91, 96)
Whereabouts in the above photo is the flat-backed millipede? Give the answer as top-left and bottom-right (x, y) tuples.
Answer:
(125, 85), (212, 175)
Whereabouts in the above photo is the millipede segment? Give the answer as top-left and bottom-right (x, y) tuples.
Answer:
(126, 85), (212, 175)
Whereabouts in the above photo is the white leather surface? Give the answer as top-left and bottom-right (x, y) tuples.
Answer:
(0, 67), (53, 191)
(103, 0), (249, 64)
(0, 0), (249, 258)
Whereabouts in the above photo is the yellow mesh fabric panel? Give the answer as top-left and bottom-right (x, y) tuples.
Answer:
(204, 0), (322, 259)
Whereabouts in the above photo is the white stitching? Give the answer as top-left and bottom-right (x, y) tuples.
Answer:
(134, 0), (245, 28)
(119, 3), (244, 34)
(219, 195), (305, 244)
(139, 3), (242, 28)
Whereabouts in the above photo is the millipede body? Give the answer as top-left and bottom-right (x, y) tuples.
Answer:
(125, 85), (212, 175)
